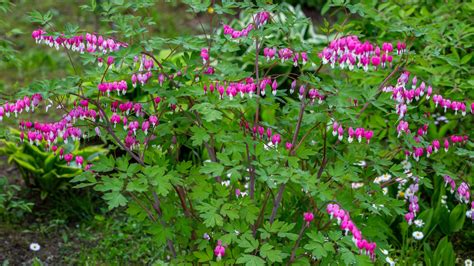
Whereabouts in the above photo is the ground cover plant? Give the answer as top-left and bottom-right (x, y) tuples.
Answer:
(0, 0), (473, 264)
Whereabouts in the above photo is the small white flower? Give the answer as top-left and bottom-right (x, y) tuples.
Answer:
(234, 230), (240, 236)
(412, 231), (424, 240)
(221, 180), (230, 187)
(466, 210), (473, 218)
(351, 182), (364, 189)
(382, 187), (388, 195)
(414, 219), (425, 228)
(354, 161), (367, 167)
(29, 243), (41, 252)
(386, 256), (396, 266)
(380, 249), (389, 255)
(465, 259), (473, 266)
(263, 141), (275, 150)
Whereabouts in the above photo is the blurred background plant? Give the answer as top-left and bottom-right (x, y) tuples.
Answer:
(0, 176), (34, 223)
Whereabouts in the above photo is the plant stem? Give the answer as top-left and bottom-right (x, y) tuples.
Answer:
(249, 36), (262, 199)
(269, 82), (310, 224)
(288, 223), (307, 265)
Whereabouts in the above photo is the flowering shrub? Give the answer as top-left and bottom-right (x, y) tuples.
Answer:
(0, 1), (473, 264)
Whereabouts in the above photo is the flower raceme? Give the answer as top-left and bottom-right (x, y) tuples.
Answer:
(203, 77), (275, 99)
(331, 122), (374, 144)
(384, 72), (473, 119)
(0, 94), (43, 121)
(444, 176), (473, 222)
(222, 11), (270, 39)
(406, 134), (468, 161)
(432, 94), (470, 116)
(32, 29), (127, 54)
(263, 47), (308, 66)
(444, 176), (471, 205)
(97, 80), (128, 96)
(249, 125), (282, 146)
(318, 35), (404, 71)
(326, 203), (377, 261)
(131, 55), (157, 87)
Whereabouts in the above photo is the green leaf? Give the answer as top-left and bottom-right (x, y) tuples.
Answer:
(95, 177), (123, 192)
(260, 243), (285, 263)
(238, 235), (259, 253)
(190, 103), (223, 122)
(200, 162), (224, 176)
(193, 251), (212, 262)
(190, 126), (210, 146)
(126, 176), (149, 192)
(126, 163), (141, 177)
(220, 203), (239, 220)
(236, 254), (265, 266)
(92, 156), (115, 172)
(448, 204), (466, 233)
(103, 191), (128, 210)
(116, 155), (130, 172)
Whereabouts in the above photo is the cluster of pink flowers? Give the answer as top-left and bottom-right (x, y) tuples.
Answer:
(109, 112), (158, 136)
(456, 183), (471, 204)
(18, 103), (99, 147)
(254, 11), (270, 27)
(383, 72), (433, 119)
(432, 94), (471, 116)
(326, 203), (377, 260)
(250, 125), (282, 146)
(444, 175), (457, 193)
(131, 55), (155, 87)
(19, 119), (83, 145)
(65, 105), (98, 122)
(0, 94), (43, 121)
(203, 77), (281, 99)
(214, 240), (226, 261)
(292, 84), (326, 103)
(318, 35), (404, 71)
(413, 124), (428, 142)
(407, 135), (468, 161)
(385, 72), (474, 119)
(97, 56), (115, 67)
(108, 110), (159, 150)
(396, 120), (409, 137)
(31, 29), (127, 54)
(444, 176), (471, 204)
(222, 11), (270, 39)
(97, 80), (128, 96)
(223, 23), (254, 39)
(306, 88), (325, 104)
(111, 101), (145, 117)
(404, 183), (420, 225)
(63, 153), (84, 167)
(399, 122), (429, 142)
(331, 122), (374, 143)
(263, 47), (308, 66)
